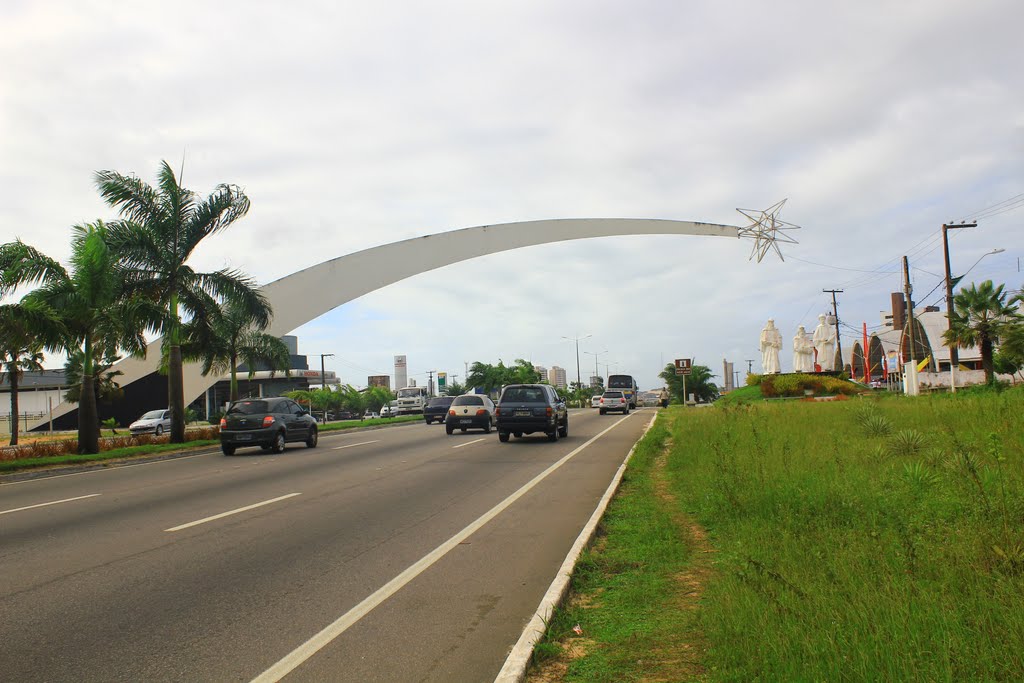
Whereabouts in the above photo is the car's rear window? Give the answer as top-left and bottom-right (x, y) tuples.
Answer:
(427, 397), (454, 407)
(502, 387), (545, 402)
(603, 391), (624, 398)
(452, 396), (484, 406)
(227, 400), (269, 415)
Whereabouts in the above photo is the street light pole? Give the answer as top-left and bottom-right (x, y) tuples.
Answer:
(319, 353), (334, 423)
(561, 334), (591, 394)
(942, 222), (977, 393)
(584, 350), (607, 390)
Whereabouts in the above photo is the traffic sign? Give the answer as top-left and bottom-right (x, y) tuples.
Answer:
(675, 358), (692, 375)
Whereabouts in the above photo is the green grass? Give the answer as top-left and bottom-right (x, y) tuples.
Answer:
(0, 439), (220, 472)
(531, 388), (1024, 682)
(715, 384), (763, 406)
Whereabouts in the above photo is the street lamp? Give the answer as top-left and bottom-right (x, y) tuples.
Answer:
(583, 350), (608, 389)
(319, 353), (334, 422)
(561, 334), (591, 392)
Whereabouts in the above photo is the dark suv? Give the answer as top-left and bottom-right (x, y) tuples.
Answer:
(495, 384), (568, 443)
(219, 397), (318, 455)
(423, 396), (456, 424)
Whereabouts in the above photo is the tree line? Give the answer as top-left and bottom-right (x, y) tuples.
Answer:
(0, 161), (290, 452)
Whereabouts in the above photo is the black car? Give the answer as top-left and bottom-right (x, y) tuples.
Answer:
(219, 397), (318, 455)
(445, 394), (495, 434)
(423, 396), (456, 424)
(495, 384), (568, 443)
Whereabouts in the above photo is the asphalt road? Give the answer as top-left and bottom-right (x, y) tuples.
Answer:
(1, 408), (653, 682)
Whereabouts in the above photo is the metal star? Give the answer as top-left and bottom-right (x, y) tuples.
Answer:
(735, 198), (801, 262)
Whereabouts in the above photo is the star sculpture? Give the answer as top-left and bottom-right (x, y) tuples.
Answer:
(735, 198), (801, 262)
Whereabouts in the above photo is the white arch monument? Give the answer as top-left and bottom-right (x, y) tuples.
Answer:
(31, 205), (799, 429)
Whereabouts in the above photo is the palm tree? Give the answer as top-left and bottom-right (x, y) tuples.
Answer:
(181, 299), (290, 403)
(0, 223), (162, 453)
(62, 347), (125, 406)
(658, 363), (718, 404)
(96, 160), (259, 443)
(943, 280), (1018, 384)
(0, 300), (64, 445)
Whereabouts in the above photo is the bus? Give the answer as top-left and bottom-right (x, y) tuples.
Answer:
(607, 374), (639, 409)
(396, 386), (428, 414)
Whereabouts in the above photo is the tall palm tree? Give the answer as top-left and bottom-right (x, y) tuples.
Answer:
(0, 223), (162, 453)
(96, 160), (260, 443)
(180, 299), (290, 403)
(0, 299), (64, 445)
(62, 346), (125, 406)
(943, 280), (1018, 384)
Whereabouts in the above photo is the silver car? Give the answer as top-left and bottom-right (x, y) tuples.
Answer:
(129, 409), (172, 436)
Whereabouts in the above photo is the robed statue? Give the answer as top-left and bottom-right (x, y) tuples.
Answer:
(813, 313), (837, 371)
(760, 318), (782, 374)
(793, 325), (815, 373)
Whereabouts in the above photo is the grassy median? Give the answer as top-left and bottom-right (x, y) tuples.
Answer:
(0, 415), (423, 473)
(529, 387), (1024, 682)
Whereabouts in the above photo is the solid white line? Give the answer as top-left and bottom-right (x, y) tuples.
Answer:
(452, 438), (486, 449)
(249, 414), (633, 683)
(165, 493), (301, 532)
(332, 440), (379, 450)
(494, 411), (656, 682)
(0, 493), (102, 516)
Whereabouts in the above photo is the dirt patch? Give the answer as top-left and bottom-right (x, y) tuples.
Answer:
(526, 435), (715, 682)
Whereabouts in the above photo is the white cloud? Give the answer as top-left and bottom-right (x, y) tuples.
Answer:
(2, 0), (1022, 391)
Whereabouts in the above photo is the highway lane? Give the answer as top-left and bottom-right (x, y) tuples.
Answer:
(0, 408), (654, 682)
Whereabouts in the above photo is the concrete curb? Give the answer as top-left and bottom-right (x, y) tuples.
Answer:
(493, 411), (660, 682)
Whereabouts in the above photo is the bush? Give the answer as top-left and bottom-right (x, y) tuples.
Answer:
(760, 373), (864, 398)
(208, 411), (223, 425)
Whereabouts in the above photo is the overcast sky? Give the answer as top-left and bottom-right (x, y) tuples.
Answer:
(2, 0), (1022, 393)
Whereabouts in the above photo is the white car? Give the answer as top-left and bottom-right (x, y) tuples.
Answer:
(129, 409), (172, 436)
(598, 391), (630, 415)
(591, 395), (602, 408)
(380, 401), (398, 418)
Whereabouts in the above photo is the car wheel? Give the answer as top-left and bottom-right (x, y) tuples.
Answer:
(547, 426), (558, 442)
(513, 432), (522, 439)
(445, 424), (454, 435)
(599, 409), (606, 415)
(559, 418), (568, 438)
(221, 443), (236, 456)
(461, 427), (467, 432)
(498, 431), (510, 442)
(155, 425), (163, 437)
(625, 406), (630, 414)
(483, 420), (491, 434)
(271, 431), (286, 454)
(425, 417), (432, 425)
(306, 427), (318, 448)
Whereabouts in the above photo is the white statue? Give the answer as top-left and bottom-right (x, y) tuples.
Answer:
(812, 313), (837, 371)
(760, 318), (782, 374)
(793, 325), (814, 373)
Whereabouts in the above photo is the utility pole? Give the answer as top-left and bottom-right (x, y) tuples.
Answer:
(902, 256), (919, 396)
(823, 289), (844, 371)
(745, 359), (754, 375)
(427, 370), (435, 397)
(319, 353), (334, 423)
(942, 221), (977, 393)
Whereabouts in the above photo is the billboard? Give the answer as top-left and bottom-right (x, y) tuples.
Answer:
(368, 375), (390, 389)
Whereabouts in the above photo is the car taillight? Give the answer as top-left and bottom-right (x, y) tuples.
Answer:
(476, 409), (487, 416)
(449, 409), (456, 416)
(600, 398), (604, 404)
(546, 406), (552, 415)
(219, 417), (226, 428)
(263, 416), (275, 427)
(495, 407), (501, 415)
